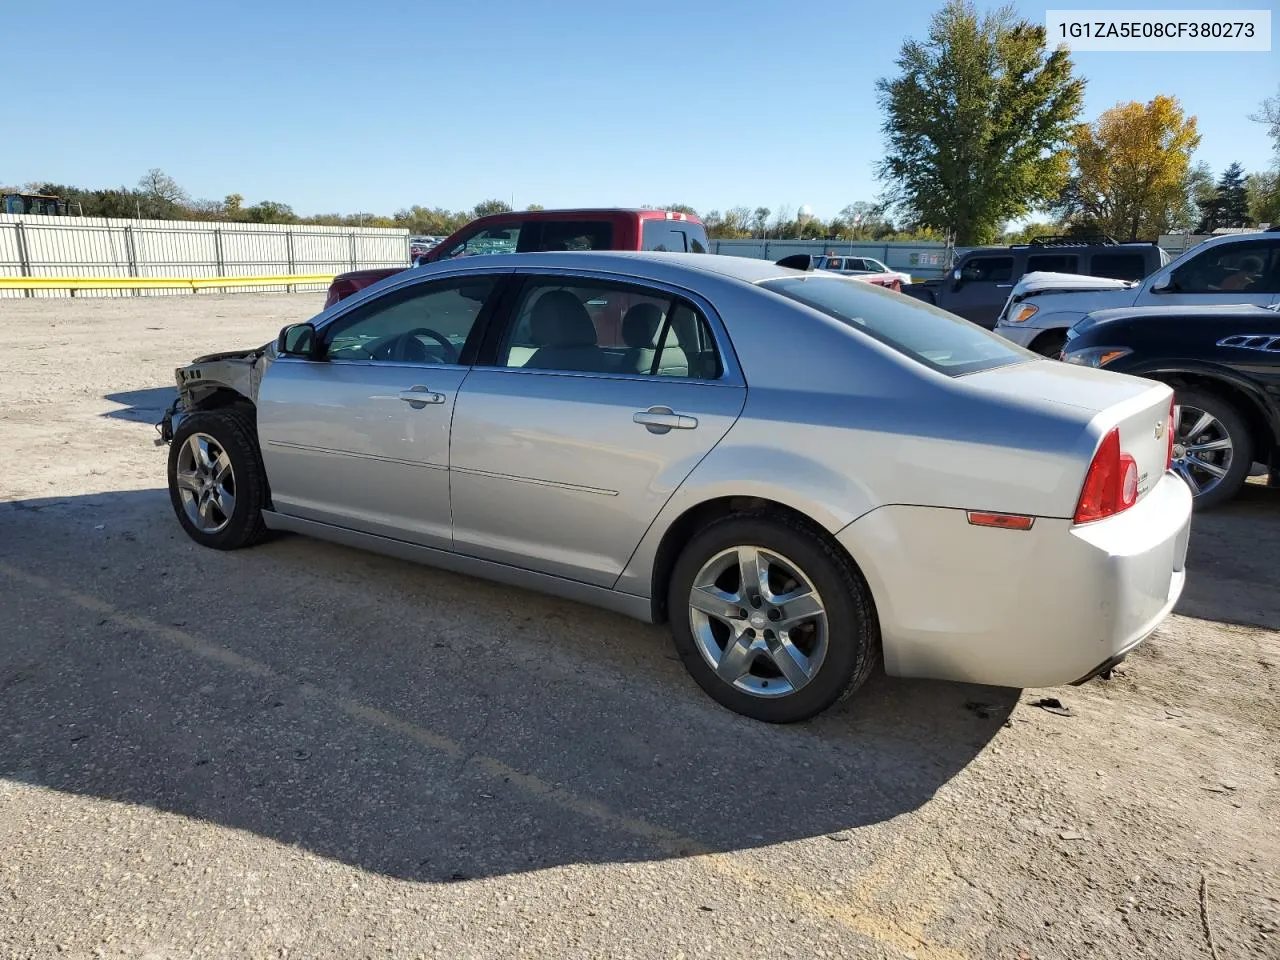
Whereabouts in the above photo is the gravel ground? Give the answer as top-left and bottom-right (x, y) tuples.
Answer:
(1, 293), (1277, 960)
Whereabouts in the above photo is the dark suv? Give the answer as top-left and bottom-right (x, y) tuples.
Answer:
(325, 209), (709, 307)
(1062, 303), (1280, 508)
(903, 237), (1169, 328)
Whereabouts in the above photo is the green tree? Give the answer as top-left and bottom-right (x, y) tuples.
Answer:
(1064, 96), (1201, 240)
(1214, 163), (1250, 228)
(752, 207), (771, 236)
(876, 0), (1083, 245)
(1247, 171), (1280, 225)
(243, 200), (296, 223)
(525, 203), (544, 211)
(472, 199), (513, 218)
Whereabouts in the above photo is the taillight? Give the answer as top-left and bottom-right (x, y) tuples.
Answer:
(1074, 428), (1139, 524)
(1166, 396), (1176, 471)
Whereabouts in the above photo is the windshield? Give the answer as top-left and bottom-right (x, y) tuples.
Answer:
(761, 276), (1029, 376)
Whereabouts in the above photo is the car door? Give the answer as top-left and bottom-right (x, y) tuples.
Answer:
(257, 271), (509, 548)
(449, 272), (747, 587)
(1139, 238), (1280, 309)
(943, 254), (1015, 326)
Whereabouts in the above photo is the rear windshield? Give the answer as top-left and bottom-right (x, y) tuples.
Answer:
(761, 276), (1028, 376)
(642, 220), (708, 253)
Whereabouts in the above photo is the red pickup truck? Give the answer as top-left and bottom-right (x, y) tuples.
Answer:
(325, 208), (709, 308)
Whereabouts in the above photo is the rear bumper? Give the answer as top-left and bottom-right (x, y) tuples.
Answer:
(835, 474), (1192, 688)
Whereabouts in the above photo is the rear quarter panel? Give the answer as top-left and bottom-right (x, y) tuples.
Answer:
(613, 282), (1109, 599)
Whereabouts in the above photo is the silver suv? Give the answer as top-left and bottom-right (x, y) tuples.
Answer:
(995, 230), (1280, 356)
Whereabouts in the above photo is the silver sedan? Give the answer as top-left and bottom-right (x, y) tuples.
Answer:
(161, 252), (1192, 722)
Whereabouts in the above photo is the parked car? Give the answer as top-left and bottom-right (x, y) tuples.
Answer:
(997, 229), (1280, 357)
(160, 252), (1189, 723)
(811, 254), (912, 289)
(1062, 302), (1280, 508)
(904, 237), (1168, 328)
(325, 209), (709, 307)
(773, 254), (901, 291)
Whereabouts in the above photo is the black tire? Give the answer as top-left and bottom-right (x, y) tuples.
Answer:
(167, 408), (270, 549)
(667, 512), (879, 723)
(1030, 329), (1067, 359)
(1174, 388), (1254, 511)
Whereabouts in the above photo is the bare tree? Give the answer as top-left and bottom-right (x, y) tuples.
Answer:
(137, 168), (187, 205)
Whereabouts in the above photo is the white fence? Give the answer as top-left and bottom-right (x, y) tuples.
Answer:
(0, 214), (410, 298)
(709, 238), (962, 279)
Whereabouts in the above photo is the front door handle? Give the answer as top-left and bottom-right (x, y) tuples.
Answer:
(398, 385), (446, 408)
(633, 405), (698, 434)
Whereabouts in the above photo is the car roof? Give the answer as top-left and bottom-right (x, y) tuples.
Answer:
(415, 250), (797, 285)
(467, 208), (706, 226)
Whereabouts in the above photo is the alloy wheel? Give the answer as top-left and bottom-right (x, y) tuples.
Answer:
(687, 545), (829, 698)
(1170, 404), (1233, 499)
(173, 432), (237, 534)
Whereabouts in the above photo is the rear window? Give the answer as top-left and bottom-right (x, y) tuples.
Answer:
(522, 219), (614, 252)
(1089, 252), (1148, 282)
(1026, 254), (1078, 274)
(642, 220), (708, 253)
(761, 276), (1027, 377)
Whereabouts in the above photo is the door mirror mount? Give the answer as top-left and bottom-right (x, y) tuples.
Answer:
(1149, 275), (1173, 293)
(277, 323), (318, 358)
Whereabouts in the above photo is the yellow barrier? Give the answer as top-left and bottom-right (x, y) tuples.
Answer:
(0, 274), (336, 291)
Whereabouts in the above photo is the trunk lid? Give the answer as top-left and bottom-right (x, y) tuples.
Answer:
(964, 360), (1174, 505)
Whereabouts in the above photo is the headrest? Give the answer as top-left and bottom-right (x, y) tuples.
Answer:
(530, 291), (596, 347)
(622, 302), (664, 348)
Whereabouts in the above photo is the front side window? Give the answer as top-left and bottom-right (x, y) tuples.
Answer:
(959, 256), (1013, 283)
(862, 259), (888, 273)
(323, 277), (498, 364)
(762, 275), (1027, 376)
(440, 224), (521, 260)
(497, 278), (721, 379)
(1169, 241), (1280, 294)
(1026, 254), (1078, 274)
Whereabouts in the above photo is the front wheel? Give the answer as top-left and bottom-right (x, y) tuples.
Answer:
(167, 409), (270, 549)
(1030, 329), (1067, 359)
(1170, 388), (1254, 510)
(667, 513), (879, 723)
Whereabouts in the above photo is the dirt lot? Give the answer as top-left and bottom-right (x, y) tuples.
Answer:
(1, 293), (1277, 960)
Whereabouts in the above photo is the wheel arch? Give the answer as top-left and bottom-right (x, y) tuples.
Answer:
(1141, 367), (1279, 462)
(642, 495), (874, 624)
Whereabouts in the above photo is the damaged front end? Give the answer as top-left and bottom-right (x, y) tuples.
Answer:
(155, 343), (274, 446)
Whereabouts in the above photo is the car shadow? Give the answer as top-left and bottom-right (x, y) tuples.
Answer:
(1176, 480), (1280, 630)
(102, 387), (176, 423)
(0, 488), (1015, 883)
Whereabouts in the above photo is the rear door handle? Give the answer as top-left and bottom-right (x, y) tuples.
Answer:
(995, 283), (1012, 288)
(398, 385), (446, 408)
(633, 405), (698, 434)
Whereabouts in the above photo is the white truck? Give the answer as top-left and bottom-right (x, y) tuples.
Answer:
(994, 229), (1280, 356)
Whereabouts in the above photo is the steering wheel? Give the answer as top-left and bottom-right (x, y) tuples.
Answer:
(391, 327), (459, 364)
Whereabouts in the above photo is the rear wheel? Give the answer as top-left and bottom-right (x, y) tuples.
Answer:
(1171, 388), (1253, 510)
(668, 513), (878, 723)
(167, 409), (270, 549)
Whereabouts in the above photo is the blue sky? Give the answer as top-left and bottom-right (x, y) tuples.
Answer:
(5, 0), (1277, 220)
